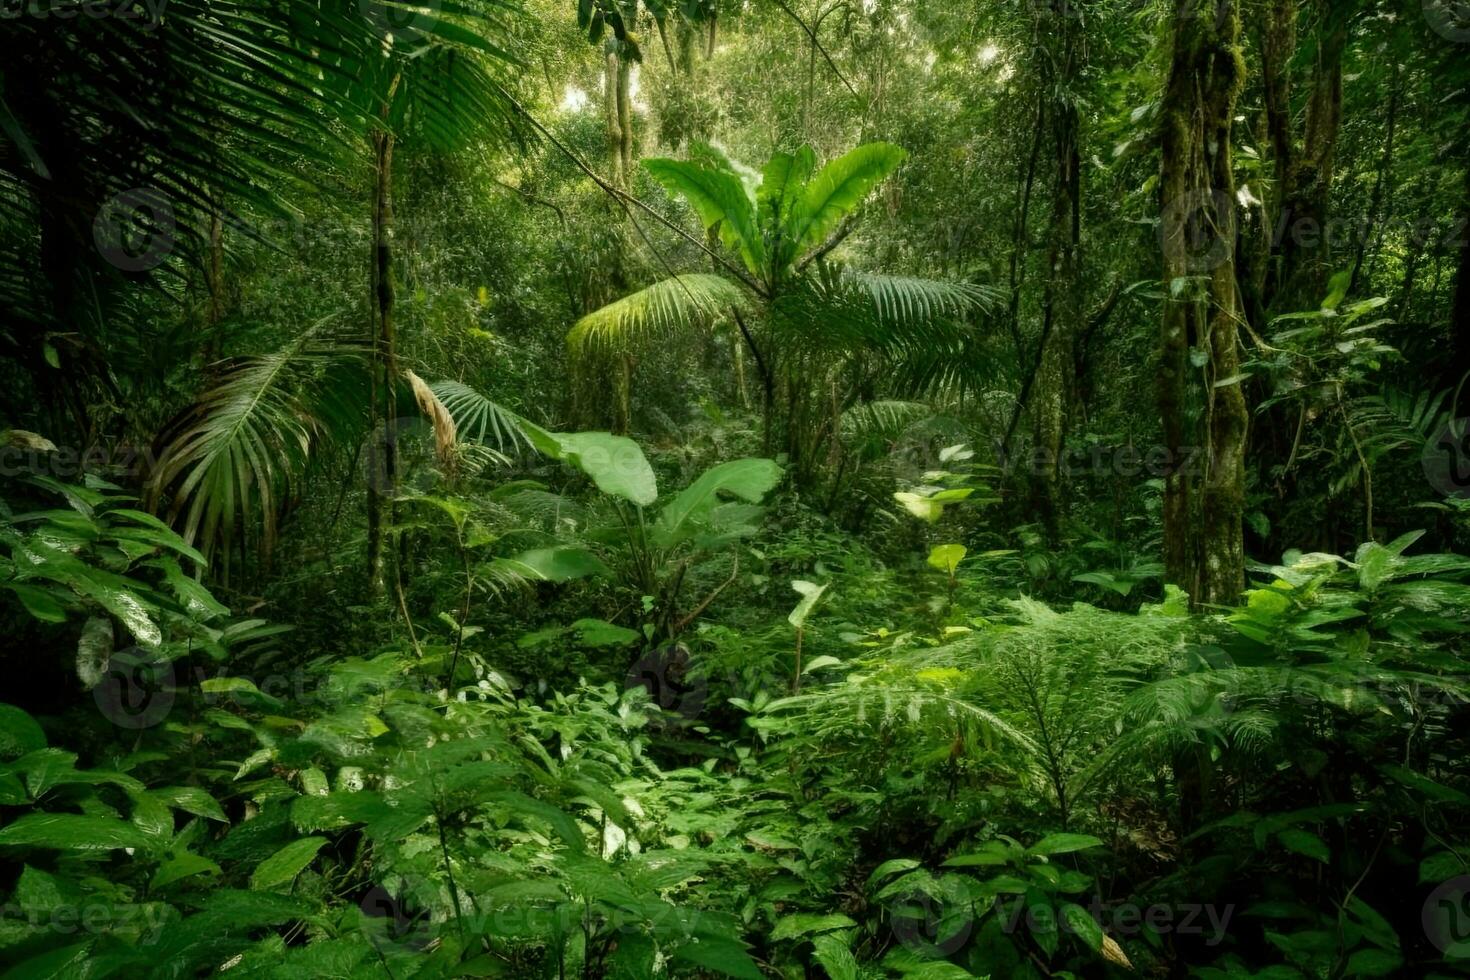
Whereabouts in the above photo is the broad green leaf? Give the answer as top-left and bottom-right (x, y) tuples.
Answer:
(0, 813), (152, 851)
(1061, 903), (1105, 952)
(770, 912), (857, 941)
(670, 937), (764, 980)
(4, 582), (69, 622)
(495, 546), (609, 582)
(758, 145), (817, 267)
(1277, 828), (1330, 863)
(520, 426), (658, 507)
(811, 932), (859, 980)
(643, 157), (766, 277)
(150, 786), (228, 822)
(0, 704), (46, 761)
(928, 544), (967, 576)
(1027, 833), (1104, 857)
(788, 142), (907, 256)
(571, 618), (640, 647)
(153, 849), (223, 889)
(251, 836), (328, 891)
(658, 458), (782, 542)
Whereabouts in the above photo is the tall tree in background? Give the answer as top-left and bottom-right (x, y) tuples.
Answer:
(1028, 0), (1084, 537)
(1158, 0), (1249, 606)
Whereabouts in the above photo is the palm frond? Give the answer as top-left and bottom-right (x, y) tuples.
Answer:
(848, 273), (1003, 324)
(840, 400), (934, 451)
(430, 381), (536, 455)
(146, 322), (370, 564)
(567, 274), (749, 356)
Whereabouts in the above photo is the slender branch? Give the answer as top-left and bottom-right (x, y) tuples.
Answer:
(770, 0), (860, 101)
(673, 556), (740, 635)
(796, 218), (857, 273)
(495, 85), (768, 298)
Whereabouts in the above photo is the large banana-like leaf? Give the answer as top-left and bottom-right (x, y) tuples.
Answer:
(147, 326), (370, 563)
(656, 458), (783, 546)
(758, 146), (818, 271)
(567, 274), (748, 356)
(643, 158), (767, 277)
(424, 380), (659, 507)
(786, 142), (908, 258)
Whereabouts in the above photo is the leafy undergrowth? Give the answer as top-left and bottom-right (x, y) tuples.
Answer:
(2, 461), (1468, 979)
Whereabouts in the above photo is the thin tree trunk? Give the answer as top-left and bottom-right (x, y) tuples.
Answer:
(1445, 169), (1470, 394)
(604, 51), (624, 187)
(1349, 63), (1400, 295)
(616, 57), (635, 181)
(367, 125), (397, 594)
(1273, 1), (1347, 309)
(1030, 17), (1083, 538)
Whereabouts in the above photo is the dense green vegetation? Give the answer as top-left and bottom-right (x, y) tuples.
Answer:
(2, 0), (1470, 977)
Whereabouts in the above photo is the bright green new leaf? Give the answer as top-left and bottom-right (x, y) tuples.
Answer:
(928, 544), (967, 576)
(788, 580), (831, 629)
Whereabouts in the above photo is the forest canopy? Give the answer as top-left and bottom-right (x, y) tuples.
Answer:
(2, 0), (1470, 977)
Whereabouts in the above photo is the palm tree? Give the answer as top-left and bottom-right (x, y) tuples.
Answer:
(567, 141), (1000, 482)
(22, 0), (537, 578)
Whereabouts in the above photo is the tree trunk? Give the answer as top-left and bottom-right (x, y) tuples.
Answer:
(367, 126), (397, 594)
(1446, 169), (1470, 396)
(1159, 0), (1248, 607)
(616, 56), (635, 182)
(1271, 1), (1347, 310)
(604, 51), (624, 187)
(1030, 16), (1083, 537)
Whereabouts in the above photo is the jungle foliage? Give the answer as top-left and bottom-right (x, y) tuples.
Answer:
(2, 0), (1470, 977)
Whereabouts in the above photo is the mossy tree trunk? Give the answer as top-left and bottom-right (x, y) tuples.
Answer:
(1030, 3), (1083, 539)
(1158, 0), (1249, 608)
